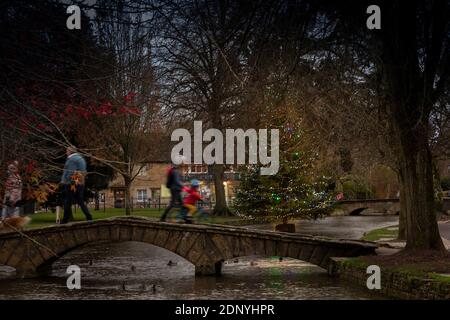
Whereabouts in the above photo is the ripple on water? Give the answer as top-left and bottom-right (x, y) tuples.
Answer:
(0, 241), (384, 300)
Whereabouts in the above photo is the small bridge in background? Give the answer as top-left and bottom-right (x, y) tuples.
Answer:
(336, 198), (450, 216)
(0, 217), (377, 278)
(336, 199), (400, 216)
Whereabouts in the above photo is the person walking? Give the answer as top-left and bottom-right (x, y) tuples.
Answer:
(160, 163), (183, 222)
(2, 160), (22, 219)
(60, 146), (92, 224)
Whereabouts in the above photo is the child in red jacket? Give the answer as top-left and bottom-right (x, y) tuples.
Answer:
(181, 179), (203, 223)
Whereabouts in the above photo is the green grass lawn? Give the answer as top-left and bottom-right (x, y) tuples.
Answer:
(342, 256), (450, 285)
(26, 207), (246, 229)
(362, 225), (399, 241)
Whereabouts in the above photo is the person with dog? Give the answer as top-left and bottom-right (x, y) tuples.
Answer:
(2, 160), (22, 218)
(60, 146), (92, 224)
(160, 162), (184, 222)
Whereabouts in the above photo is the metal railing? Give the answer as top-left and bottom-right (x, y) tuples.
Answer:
(180, 172), (241, 182)
(94, 196), (234, 212)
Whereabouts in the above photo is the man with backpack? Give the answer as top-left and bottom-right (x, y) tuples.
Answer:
(160, 163), (183, 222)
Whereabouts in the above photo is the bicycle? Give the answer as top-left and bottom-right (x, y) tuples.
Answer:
(176, 203), (209, 224)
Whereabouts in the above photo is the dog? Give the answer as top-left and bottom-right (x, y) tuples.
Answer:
(0, 216), (31, 233)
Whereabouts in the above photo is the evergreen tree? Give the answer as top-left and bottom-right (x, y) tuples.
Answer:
(233, 122), (335, 223)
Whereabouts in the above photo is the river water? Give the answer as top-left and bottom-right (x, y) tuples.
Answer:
(0, 216), (398, 300)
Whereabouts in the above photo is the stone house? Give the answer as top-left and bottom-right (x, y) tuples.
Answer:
(99, 162), (240, 208)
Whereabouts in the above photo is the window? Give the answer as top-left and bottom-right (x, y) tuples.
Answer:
(137, 189), (147, 202)
(151, 189), (160, 199)
(114, 189), (125, 200)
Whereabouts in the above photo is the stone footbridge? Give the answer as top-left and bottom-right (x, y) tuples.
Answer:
(336, 198), (450, 216)
(336, 199), (400, 216)
(0, 217), (378, 278)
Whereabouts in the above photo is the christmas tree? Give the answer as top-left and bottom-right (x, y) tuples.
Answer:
(233, 119), (335, 223)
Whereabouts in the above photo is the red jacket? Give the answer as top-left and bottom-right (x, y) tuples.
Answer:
(183, 187), (202, 205)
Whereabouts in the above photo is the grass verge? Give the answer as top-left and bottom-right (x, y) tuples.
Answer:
(342, 251), (450, 285)
(362, 225), (398, 241)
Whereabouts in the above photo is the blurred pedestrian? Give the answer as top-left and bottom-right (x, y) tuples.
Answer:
(2, 160), (22, 218)
(160, 162), (183, 222)
(60, 146), (92, 224)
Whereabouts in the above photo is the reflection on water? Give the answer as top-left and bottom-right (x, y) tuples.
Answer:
(0, 216), (395, 300)
(0, 242), (380, 300)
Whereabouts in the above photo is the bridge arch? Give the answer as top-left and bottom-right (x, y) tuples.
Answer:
(348, 207), (369, 216)
(338, 199), (400, 216)
(35, 239), (207, 278)
(0, 217), (377, 278)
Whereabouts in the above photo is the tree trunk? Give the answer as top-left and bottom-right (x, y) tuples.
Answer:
(94, 191), (100, 211)
(394, 125), (444, 251)
(124, 176), (132, 216)
(212, 164), (230, 216)
(433, 161), (444, 220)
(379, 1), (444, 250)
(397, 175), (406, 240)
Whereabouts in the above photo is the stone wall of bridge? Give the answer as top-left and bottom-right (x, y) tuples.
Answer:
(334, 198), (450, 216)
(333, 199), (400, 216)
(0, 217), (378, 278)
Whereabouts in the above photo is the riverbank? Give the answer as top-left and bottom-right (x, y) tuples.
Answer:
(361, 219), (450, 248)
(362, 225), (399, 241)
(329, 251), (450, 300)
(331, 220), (450, 300)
